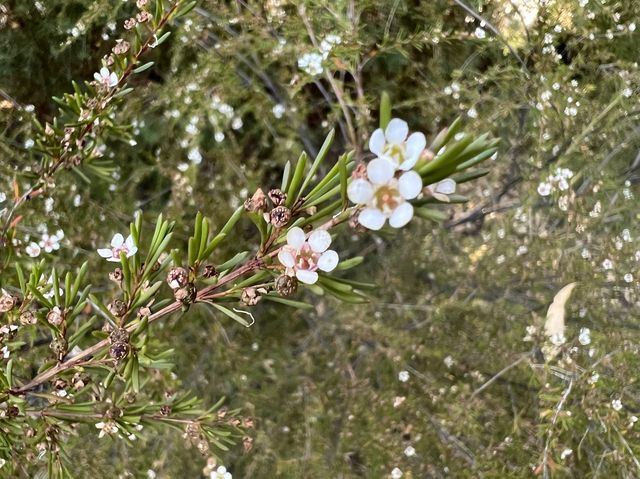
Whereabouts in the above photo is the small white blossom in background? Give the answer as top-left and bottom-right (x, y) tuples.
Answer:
(588, 372), (599, 384)
(560, 448), (573, 460)
(93, 67), (118, 88)
(443, 356), (455, 368)
(391, 467), (403, 479)
(404, 445), (416, 457)
(602, 259), (613, 270)
(97, 233), (138, 262)
(537, 167), (574, 197)
(277, 227), (339, 284)
(549, 333), (566, 346)
(578, 327), (591, 345)
(298, 52), (324, 76)
(272, 104), (286, 119)
(624, 273), (634, 283)
(1, 346), (9, 359)
(398, 370), (409, 382)
(210, 466), (232, 479)
(24, 139), (34, 149)
(95, 420), (119, 438)
(39, 230), (64, 253)
(26, 242), (41, 258)
(187, 148), (202, 164)
(319, 34), (341, 58)
(611, 399), (623, 411)
(0, 192), (5, 203)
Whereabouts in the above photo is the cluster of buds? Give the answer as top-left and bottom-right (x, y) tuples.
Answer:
(109, 267), (123, 285)
(167, 267), (197, 306)
(108, 328), (130, 361)
(184, 422), (209, 455)
(112, 39), (130, 56)
(19, 310), (38, 326)
(244, 187), (293, 228)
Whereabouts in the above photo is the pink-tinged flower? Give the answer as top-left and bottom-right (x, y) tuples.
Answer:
(39, 232), (62, 253)
(426, 178), (456, 202)
(26, 242), (41, 258)
(368, 118), (426, 171)
(97, 233), (137, 262)
(277, 227), (339, 285)
(347, 158), (422, 230)
(93, 67), (118, 88)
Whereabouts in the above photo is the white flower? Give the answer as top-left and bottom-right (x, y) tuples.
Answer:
(368, 118), (426, 171)
(347, 159), (422, 230)
(277, 227), (339, 285)
(611, 399), (623, 411)
(578, 327), (591, 345)
(398, 370), (409, 382)
(298, 52), (324, 76)
(1, 346), (9, 359)
(320, 34), (341, 58)
(93, 67), (118, 88)
(210, 466), (232, 479)
(97, 233), (138, 262)
(391, 467), (403, 479)
(95, 420), (119, 438)
(272, 104), (286, 119)
(26, 242), (41, 258)
(39, 233), (61, 253)
(537, 181), (552, 196)
(187, 148), (202, 164)
(426, 178), (456, 202)
(404, 445), (416, 457)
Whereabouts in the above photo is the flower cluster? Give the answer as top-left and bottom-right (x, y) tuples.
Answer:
(537, 167), (574, 197)
(297, 34), (342, 76)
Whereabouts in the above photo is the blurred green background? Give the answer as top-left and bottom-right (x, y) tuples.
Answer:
(2, 0), (640, 477)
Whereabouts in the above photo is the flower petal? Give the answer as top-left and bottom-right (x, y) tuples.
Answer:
(389, 202), (414, 228)
(100, 67), (109, 78)
(278, 249), (296, 268)
(401, 132), (426, 170)
(107, 257), (121, 263)
(286, 227), (306, 250)
(308, 229), (331, 253)
(97, 248), (113, 258)
(111, 233), (124, 248)
(358, 207), (386, 230)
(347, 178), (374, 205)
(367, 158), (395, 185)
(296, 269), (319, 284)
(435, 178), (456, 195)
(125, 234), (136, 250)
(127, 245), (138, 257)
(385, 118), (409, 144)
(368, 128), (385, 156)
(93, 72), (102, 82)
(398, 171), (423, 199)
(318, 250), (339, 272)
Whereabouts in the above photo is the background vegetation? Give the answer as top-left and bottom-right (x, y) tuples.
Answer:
(2, 0), (640, 477)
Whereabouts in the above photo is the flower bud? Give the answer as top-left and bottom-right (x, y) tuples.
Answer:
(269, 206), (291, 228)
(109, 267), (123, 285)
(109, 342), (129, 361)
(49, 336), (68, 357)
(19, 310), (38, 325)
(175, 284), (197, 305)
(136, 0), (149, 8)
(160, 405), (171, 416)
(112, 39), (130, 55)
(124, 17), (136, 30)
(107, 299), (127, 317)
(275, 274), (297, 297)
(351, 162), (367, 179)
(244, 188), (267, 213)
(46, 306), (64, 326)
(0, 292), (18, 313)
(202, 264), (218, 278)
(166, 267), (188, 290)
(243, 436), (254, 453)
(136, 11), (151, 23)
(268, 188), (287, 206)
(109, 327), (129, 345)
(241, 287), (261, 306)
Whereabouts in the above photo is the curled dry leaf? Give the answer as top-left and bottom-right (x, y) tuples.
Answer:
(543, 282), (577, 358)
